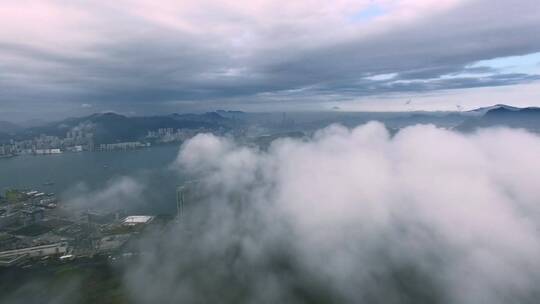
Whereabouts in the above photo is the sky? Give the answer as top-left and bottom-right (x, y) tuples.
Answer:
(1, 0), (540, 121)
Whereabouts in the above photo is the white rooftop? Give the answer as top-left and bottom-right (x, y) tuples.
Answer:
(123, 215), (154, 224)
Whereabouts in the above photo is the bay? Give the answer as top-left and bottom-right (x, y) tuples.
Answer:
(0, 144), (184, 214)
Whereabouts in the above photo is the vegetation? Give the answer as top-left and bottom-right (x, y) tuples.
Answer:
(0, 257), (129, 304)
(12, 224), (52, 237)
(5, 189), (25, 204)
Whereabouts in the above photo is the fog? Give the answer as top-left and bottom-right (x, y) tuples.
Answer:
(62, 176), (146, 213)
(117, 122), (540, 304)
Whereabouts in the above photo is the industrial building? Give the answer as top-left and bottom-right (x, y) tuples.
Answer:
(122, 216), (154, 226)
(0, 242), (68, 267)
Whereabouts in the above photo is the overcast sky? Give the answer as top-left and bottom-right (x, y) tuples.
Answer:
(1, 0), (540, 121)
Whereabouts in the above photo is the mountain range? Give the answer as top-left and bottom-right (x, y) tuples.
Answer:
(3, 111), (242, 144)
(465, 104), (522, 115)
(457, 105), (540, 132)
(1, 105), (539, 144)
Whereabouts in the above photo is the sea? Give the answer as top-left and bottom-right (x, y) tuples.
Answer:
(0, 144), (186, 214)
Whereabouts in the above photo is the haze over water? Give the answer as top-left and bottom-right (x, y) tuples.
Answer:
(0, 145), (182, 214)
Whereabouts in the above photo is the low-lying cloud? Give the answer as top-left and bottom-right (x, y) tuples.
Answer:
(62, 176), (146, 213)
(122, 123), (540, 304)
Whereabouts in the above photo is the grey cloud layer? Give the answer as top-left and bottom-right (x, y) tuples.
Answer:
(1, 0), (540, 118)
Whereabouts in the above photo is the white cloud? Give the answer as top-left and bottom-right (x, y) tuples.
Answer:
(63, 176), (145, 212)
(124, 123), (540, 303)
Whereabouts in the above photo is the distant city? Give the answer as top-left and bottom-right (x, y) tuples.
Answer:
(2, 105), (540, 158)
(0, 127), (214, 157)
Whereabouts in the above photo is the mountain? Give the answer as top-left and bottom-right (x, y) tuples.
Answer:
(0, 132), (11, 143)
(0, 121), (22, 143)
(13, 112), (236, 144)
(457, 106), (540, 132)
(0, 121), (21, 134)
(466, 104), (521, 115)
(215, 110), (246, 119)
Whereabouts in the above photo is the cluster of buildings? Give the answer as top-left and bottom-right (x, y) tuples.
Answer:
(98, 141), (151, 151)
(0, 126), (214, 158)
(0, 190), (57, 229)
(146, 127), (212, 144)
(95, 127), (219, 151)
(0, 188), (156, 267)
(0, 129), (94, 157)
(0, 145), (16, 158)
(0, 123), (227, 159)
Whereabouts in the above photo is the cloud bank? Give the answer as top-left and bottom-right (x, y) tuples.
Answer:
(62, 176), (146, 213)
(122, 123), (540, 304)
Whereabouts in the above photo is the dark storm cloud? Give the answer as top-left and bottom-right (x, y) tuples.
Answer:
(260, 73), (540, 101)
(0, 0), (540, 119)
(266, 0), (540, 88)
